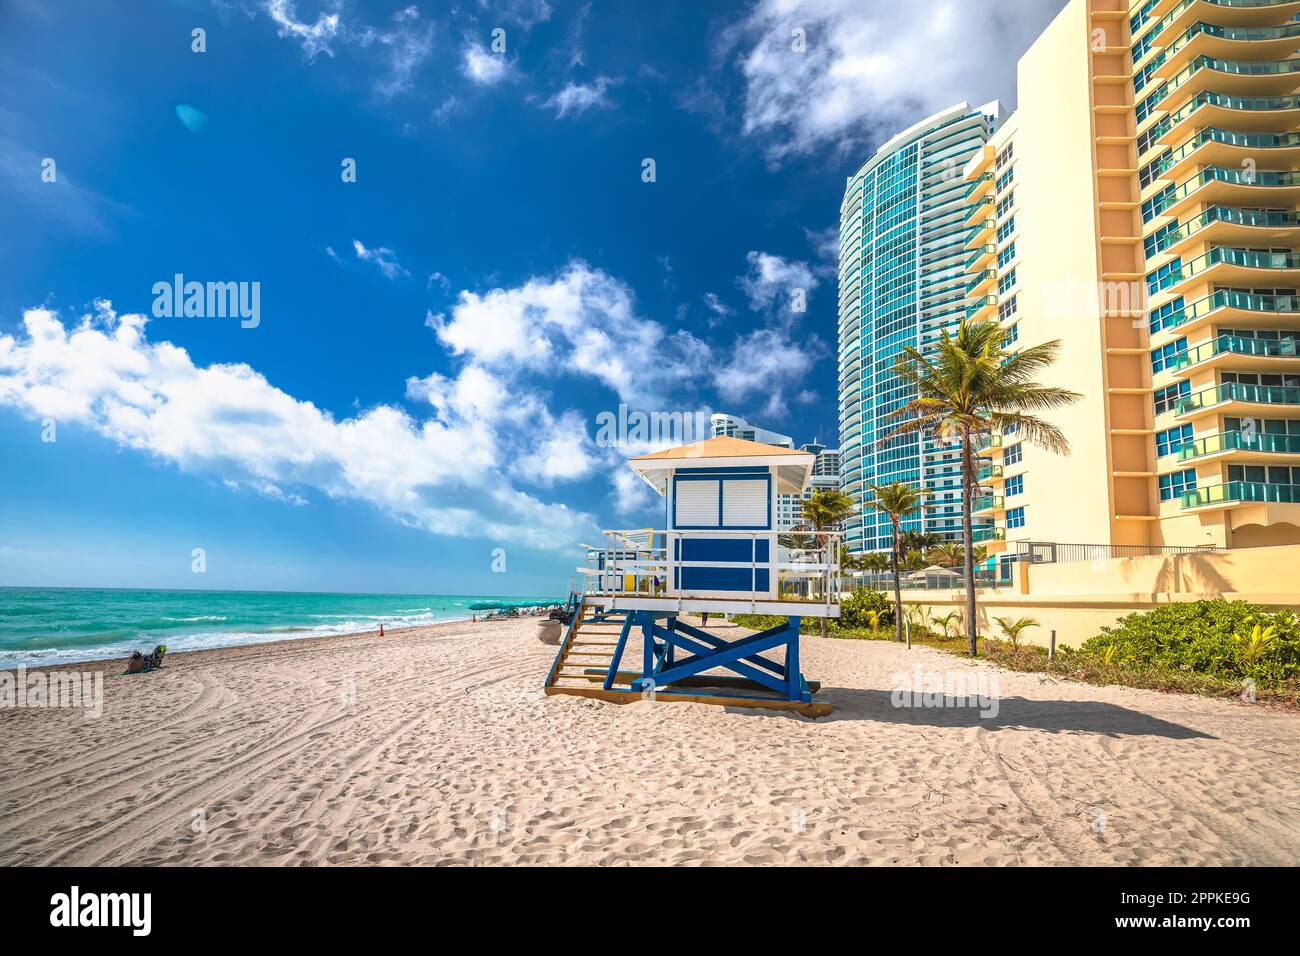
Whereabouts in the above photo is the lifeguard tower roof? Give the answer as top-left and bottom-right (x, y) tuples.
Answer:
(629, 436), (814, 495)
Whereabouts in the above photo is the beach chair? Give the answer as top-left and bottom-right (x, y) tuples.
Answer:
(125, 644), (167, 674)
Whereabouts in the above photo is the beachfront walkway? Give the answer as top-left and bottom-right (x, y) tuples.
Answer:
(1, 617), (1296, 866)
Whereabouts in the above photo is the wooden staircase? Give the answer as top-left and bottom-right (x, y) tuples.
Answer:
(544, 599), (633, 694)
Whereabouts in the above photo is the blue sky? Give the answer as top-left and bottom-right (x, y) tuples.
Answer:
(0, 0), (1063, 595)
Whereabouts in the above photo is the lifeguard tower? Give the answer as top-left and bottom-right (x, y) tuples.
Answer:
(544, 436), (842, 717)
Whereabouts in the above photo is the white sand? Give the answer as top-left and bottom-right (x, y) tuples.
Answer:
(1, 616), (1297, 866)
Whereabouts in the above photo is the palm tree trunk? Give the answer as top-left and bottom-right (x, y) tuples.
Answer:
(890, 522), (903, 642)
(961, 426), (978, 656)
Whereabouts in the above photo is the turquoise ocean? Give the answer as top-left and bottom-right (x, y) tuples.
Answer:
(0, 588), (561, 669)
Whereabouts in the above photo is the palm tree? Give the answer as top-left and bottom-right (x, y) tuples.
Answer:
(993, 615), (1039, 649)
(862, 481), (932, 642)
(925, 541), (964, 568)
(886, 321), (1081, 656)
(798, 489), (859, 637)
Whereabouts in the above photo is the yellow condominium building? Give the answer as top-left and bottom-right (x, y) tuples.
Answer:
(962, 0), (1300, 554)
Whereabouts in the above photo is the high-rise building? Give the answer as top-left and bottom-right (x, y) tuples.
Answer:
(838, 101), (1004, 554)
(960, 0), (1300, 555)
(710, 414), (840, 531)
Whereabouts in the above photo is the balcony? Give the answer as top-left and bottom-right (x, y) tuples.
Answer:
(964, 197), (995, 227)
(1181, 480), (1300, 510)
(1151, 246), (1300, 297)
(965, 244), (997, 271)
(1176, 428), (1300, 462)
(1152, 93), (1300, 145)
(973, 495), (1005, 514)
(1152, 167), (1300, 220)
(1155, 289), (1300, 336)
(972, 527), (1006, 543)
(1168, 332), (1300, 375)
(1148, 127), (1300, 185)
(976, 463), (1003, 482)
(1157, 55), (1300, 115)
(1138, 1), (1300, 53)
(1153, 20), (1300, 80)
(976, 433), (1003, 457)
(965, 172), (994, 201)
(964, 220), (995, 250)
(965, 295), (998, 322)
(1175, 380), (1300, 417)
(965, 269), (998, 296)
(1154, 205), (1300, 258)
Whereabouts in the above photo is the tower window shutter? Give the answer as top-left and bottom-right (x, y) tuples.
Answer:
(675, 479), (720, 527)
(722, 479), (768, 527)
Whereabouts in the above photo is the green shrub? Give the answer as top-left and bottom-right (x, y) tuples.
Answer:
(1080, 600), (1300, 684)
(835, 588), (894, 630)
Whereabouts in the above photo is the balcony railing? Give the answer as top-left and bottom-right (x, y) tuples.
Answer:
(1159, 20), (1300, 65)
(1011, 540), (1220, 563)
(1181, 481), (1300, 509)
(972, 495), (1005, 512)
(1167, 289), (1300, 332)
(1147, 128), (1300, 182)
(964, 244), (997, 271)
(1176, 380), (1300, 414)
(1148, 246), (1300, 292)
(1141, 93), (1300, 158)
(976, 463), (1003, 481)
(1177, 429), (1300, 460)
(1134, 0), (1300, 51)
(965, 295), (998, 319)
(976, 433), (1003, 452)
(964, 173), (994, 197)
(1169, 332), (1300, 369)
(1145, 167), (1300, 219)
(964, 269), (998, 294)
(1150, 206), (1300, 257)
(972, 527), (1005, 543)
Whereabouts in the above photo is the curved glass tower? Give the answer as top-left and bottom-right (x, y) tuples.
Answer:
(838, 102), (1003, 554)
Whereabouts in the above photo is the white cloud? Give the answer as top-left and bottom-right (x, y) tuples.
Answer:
(738, 251), (818, 313)
(713, 326), (824, 417)
(461, 43), (512, 85)
(541, 76), (620, 118)
(263, 0), (342, 60)
(351, 239), (409, 279)
(0, 301), (595, 549)
(732, 0), (1064, 163)
(430, 260), (708, 408)
(481, 0), (553, 30)
(702, 292), (732, 326)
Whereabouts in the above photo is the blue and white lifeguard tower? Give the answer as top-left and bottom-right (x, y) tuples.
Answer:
(544, 436), (842, 717)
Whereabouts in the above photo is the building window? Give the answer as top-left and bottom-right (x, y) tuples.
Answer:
(1004, 442), (1023, 466)
(996, 167), (1014, 192)
(1148, 296), (1186, 334)
(998, 269), (1017, 295)
(1002, 422), (1019, 437)
(996, 217), (1016, 243)
(1153, 380), (1191, 415)
(996, 143), (1014, 169)
(1146, 258), (1183, 295)
(1155, 424), (1193, 457)
(1150, 337), (1188, 374)
(1158, 469), (1197, 501)
(1005, 474), (1024, 496)
(998, 295), (1018, 321)
(997, 192), (1015, 218)
(1003, 322), (1019, 346)
(1006, 506), (1026, 529)
(997, 242), (1016, 269)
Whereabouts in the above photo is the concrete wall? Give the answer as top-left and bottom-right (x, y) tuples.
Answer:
(898, 542), (1300, 648)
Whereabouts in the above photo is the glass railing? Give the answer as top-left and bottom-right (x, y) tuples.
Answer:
(973, 495), (1005, 512)
(1160, 20), (1300, 64)
(1142, 94), (1300, 156)
(1149, 246), (1300, 292)
(1181, 481), (1300, 509)
(965, 245), (996, 270)
(1138, 55), (1300, 122)
(1177, 429), (1300, 460)
(1176, 380), (1300, 413)
(1134, 0), (1300, 52)
(1155, 289), (1300, 333)
(1147, 167), (1300, 218)
(1148, 128), (1300, 180)
(965, 295), (997, 318)
(964, 270), (998, 293)
(1151, 206), (1300, 256)
(973, 527), (1006, 543)
(976, 433), (1003, 452)
(964, 173), (994, 197)
(1169, 333), (1300, 369)
(976, 464), (1003, 481)
(965, 197), (994, 220)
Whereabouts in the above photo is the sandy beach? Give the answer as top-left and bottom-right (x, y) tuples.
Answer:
(1, 616), (1297, 866)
